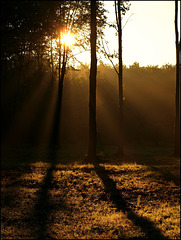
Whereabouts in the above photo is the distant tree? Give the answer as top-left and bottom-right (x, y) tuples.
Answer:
(174, 0), (180, 157)
(0, 1), (58, 72)
(88, 0), (97, 162)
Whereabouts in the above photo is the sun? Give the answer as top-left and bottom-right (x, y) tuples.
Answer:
(61, 31), (76, 47)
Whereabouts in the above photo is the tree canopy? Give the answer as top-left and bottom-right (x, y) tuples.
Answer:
(0, 1), (107, 74)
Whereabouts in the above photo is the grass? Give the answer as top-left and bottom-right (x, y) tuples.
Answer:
(1, 145), (180, 239)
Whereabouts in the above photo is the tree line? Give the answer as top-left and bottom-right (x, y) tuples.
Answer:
(1, 62), (176, 149)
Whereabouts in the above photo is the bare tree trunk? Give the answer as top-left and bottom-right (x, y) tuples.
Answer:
(50, 34), (54, 82)
(88, 0), (97, 162)
(37, 51), (40, 71)
(59, 45), (66, 100)
(174, 0), (180, 157)
(58, 3), (62, 85)
(51, 3), (63, 148)
(117, 0), (124, 157)
(58, 32), (61, 86)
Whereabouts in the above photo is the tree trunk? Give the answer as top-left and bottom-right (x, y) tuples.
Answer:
(58, 32), (61, 85)
(58, 3), (62, 85)
(59, 45), (66, 100)
(88, 0), (97, 162)
(174, 0), (180, 157)
(50, 34), (54, 82)
(51, 2), (64, 148)
(117, 0), (124, 157)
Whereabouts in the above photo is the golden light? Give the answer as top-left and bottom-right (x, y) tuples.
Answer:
(61, 31), (76, 47)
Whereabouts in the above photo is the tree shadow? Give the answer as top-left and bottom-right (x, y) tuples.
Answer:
(150, 165), (180, 186)
(32, 161), (55, 239)
(93, 160), (169, 240)
(32, 151), (69, 239)
(124, 155), (180, 186)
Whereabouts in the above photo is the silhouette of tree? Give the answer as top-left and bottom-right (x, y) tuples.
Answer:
(0, 1), (58, 72)
(174, 0), (180, 157)
(115, 0), (130, 157)
(88, 1), (97, 162)
(51, 1), (107, 148)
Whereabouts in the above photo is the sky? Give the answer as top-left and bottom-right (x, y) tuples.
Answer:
(76, 1), (180, 68)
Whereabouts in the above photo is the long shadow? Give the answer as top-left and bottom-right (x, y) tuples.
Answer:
(1, 151), (61, 239)
(33, 158), (55, 239)
(32, 148), (70, 239)
(125, 155), (180, 186)
(150, 165), (180, 186)
(93, 161), (169, 239)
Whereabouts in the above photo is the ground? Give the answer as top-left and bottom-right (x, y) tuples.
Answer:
(1, 145), (180, 239)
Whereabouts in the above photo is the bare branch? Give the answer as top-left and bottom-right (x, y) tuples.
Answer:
(101, 36), (119, 75)
(123, 13), (134, 29)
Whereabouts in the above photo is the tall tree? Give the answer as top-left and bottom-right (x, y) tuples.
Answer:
(88, 0), (97, 162)
(50, 1), (106, 148)
(115, 0), (130, 157)
(174, 0), (180, 157)
(117, 0), (123, 156)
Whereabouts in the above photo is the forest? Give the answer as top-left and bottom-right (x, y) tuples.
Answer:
(1, 1), (180, 239)
(2, 62), (176, 149)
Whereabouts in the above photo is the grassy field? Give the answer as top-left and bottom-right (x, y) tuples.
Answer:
(1, 145), (180, 239)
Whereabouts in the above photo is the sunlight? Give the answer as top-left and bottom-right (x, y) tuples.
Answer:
(61, 30), (76, 48)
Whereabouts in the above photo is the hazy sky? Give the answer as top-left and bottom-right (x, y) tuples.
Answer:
(104, 1), (180, 67)
(76, 1), (180, 67)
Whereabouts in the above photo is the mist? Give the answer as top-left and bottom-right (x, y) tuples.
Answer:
(2, 63), (175, 155)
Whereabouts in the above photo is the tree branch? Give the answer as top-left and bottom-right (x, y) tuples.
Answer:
(101, 36), (119, 75)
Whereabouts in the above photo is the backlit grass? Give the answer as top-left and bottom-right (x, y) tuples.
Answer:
(1, 155), (180, 239)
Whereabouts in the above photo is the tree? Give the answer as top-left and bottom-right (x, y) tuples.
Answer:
(88, 0), (97, 162)
(1, 0), (107, 148)
(98, 1), (130, 157)
(0, 1), (58, 72)
(174, 0), (180, 157)
(115, 0), (130, 157)
(51, 1), (106, 148)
